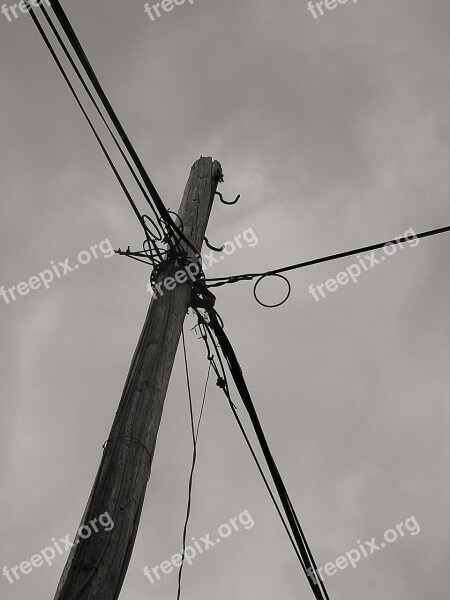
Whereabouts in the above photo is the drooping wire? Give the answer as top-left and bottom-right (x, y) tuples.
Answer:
(205, 225), (450, 307)
(191, 305), (330, 600)
(176, 329), (211, 600)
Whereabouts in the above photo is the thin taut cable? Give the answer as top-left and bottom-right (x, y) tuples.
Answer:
(206, 225), (450, 287)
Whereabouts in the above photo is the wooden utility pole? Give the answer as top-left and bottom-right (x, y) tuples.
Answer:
(54, 157), (222, 600)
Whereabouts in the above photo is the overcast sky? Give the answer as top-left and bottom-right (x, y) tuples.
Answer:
(0, 0), (449, 598)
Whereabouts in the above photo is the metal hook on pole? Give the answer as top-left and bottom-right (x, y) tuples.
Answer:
(215, 191), (240, 205)
(204, 236), (225, 252)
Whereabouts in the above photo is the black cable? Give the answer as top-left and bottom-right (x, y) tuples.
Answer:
(45, 0), (202, 260)
(201, 307), (330, 600)
(193, 312), (306, 567)
(206, 225), (450, 288)
(193, 309), (328, 598)
(26, 3), (169, 267)
(36, 2), (168, 262)
(25, 6), (158, 254)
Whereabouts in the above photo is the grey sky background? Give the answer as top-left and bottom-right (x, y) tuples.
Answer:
(0, 0), (449, 598)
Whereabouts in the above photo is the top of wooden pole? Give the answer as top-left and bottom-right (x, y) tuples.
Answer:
(177, 157), (223, 257)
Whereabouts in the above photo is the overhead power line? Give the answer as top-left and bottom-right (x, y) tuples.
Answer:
(205, 225), (450, 304)
(25, 6), (163, 254)
(26, 0), (202, 263)
(25, 4), (445, 599)
(193, 316), (309, 565)
(37, 3), (168, 254)
(192, 304), (331, 600)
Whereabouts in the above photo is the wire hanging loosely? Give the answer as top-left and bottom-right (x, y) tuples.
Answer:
(176, 329), (211, 600)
